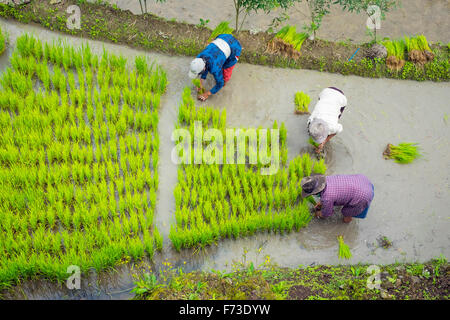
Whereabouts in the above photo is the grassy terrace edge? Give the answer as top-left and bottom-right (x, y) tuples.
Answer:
(1, 0), (449, 82)
(132, 257), (449, 300)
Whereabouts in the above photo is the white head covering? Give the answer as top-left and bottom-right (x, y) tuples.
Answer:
(309, 118), (329, 144)
(188, 58), (205, 79)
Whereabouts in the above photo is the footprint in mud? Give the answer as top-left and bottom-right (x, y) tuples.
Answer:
(296, 213), (360, 250)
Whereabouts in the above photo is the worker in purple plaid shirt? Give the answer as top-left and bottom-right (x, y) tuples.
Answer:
(301, 174), (375, 223)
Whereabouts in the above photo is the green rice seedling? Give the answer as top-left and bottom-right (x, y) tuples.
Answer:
(192, 78), (204, 94)
(308, 136), (319, 148)
(208, 21), (234, 42)
(135, 56), (147, 75)
(157, 67), (168, 94)
(0, 27), (6, 56)
(313, 158), (327, 174)
(294, 91), (311, 114)
(383, 142), (421, 164)
(338, 235), (352, 259)
(416, 35), (432, 52)
(301, 153), (313, 176)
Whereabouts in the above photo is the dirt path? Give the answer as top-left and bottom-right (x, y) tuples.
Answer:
(99, 0), (450, 43)
(1, 19), (449, 299)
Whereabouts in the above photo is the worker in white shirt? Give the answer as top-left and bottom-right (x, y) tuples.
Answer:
(307, 87), (348, 154)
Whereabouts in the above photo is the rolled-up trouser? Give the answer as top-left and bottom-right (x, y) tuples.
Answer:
(223, 62), (237, 83)
(354, 184), (375, 219)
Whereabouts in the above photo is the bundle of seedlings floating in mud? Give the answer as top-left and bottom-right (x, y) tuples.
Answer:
(337, 235), (352, 260)
(382, 38), (406, 71)
(294, 91), (311, 114)
(404, 35), (434, 65)
(267, 25), (309, 59)
(383, 142), (421, 164)
(0, 26), (6, 56)
(169, 87), (327, 251)
(0, 34), (167, 288)
(207, 21), (234, 42)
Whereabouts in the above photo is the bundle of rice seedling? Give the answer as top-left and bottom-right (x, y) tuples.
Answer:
(192, 78), (204, 94)
(294, 91), (311, 114)
(267, 25), (308, 59)
(337, 235), (352, 259)
(207, 21), (234, 42)
(383, 142), (421, 164)
(383, 39), (406, 71)
(405, 35), (434, 65)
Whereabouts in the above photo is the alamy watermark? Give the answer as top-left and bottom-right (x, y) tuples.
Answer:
(171, 122), (280, 175)
(366, 264), (381, 290)
(66, 5), (81, 30)
(366, 5), (381, 30)
(66, 265), (81, 290)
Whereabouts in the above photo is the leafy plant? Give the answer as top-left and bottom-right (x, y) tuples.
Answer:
(197, 18), (210, 28)
(301, 0), (333, 40)
(232, 0), (294, 33)
(334, 0), (401, 42)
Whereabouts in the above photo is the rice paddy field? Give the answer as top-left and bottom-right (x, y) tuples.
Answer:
(0, 17), (449, 300)
(0, 32), (166, 288)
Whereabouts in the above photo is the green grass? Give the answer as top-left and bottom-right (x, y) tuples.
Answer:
(132, 256), (449, 300)
(294, 91), (311, 113)
(386, 143), (421, 164)
(0, 33), (166, 289)
(207, 21), (234, 42)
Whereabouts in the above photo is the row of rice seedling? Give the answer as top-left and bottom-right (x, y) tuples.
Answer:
(169, 88), (326, 250)
(0, 26), (6, 56)
(0, 34), (167, 289)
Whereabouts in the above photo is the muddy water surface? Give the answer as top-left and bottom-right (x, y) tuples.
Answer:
(98, 0), (450, 42)
(1, 20), (449, 299)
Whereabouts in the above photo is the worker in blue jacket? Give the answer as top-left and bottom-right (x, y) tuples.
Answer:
(188, 33), (242, 101)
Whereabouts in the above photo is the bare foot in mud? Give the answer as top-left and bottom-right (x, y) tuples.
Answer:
(343, 216), (352, 223)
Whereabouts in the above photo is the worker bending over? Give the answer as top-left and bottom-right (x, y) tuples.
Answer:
(188, 33), (242, 101)
(307, 87), (347, 154)
(301, 174), (374, 223)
